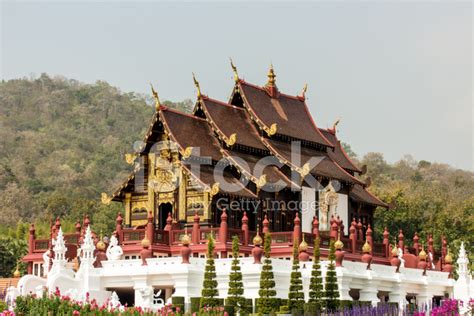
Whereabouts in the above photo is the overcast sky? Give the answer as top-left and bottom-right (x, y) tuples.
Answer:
(1, 1), (472, 170)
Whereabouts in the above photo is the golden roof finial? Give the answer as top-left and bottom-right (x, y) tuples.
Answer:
(150, 83), (161, 110)
(266, 63), (276, 87)
(192, 72), (202, 99)
(332, 117), (341, 131)
(300, 83), (308, 98)
(230, 58), (239, 83)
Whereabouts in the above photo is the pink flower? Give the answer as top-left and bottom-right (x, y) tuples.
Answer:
(72, 311), (80, 316)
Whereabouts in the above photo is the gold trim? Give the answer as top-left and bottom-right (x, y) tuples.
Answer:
(263, 123), (278, 136)
(230, 58), (239, 83)
(192, 72), (202, 99)
(210, 182), (220, 197)
(301, 83), (308, 99)
(224, 133), (237, 146)
(101, 193), (111, 205)
(150, 83), (161, 109)
(255, 174), (267, 189)
(183, 146), (193, 159)
(125, 153), (137, 165)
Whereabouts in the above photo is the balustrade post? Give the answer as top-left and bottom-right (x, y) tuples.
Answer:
(293, 212), (301, 245)
(164, 212), (172, 231)
(413, 232), (420, 255)
(312, 216), (319, 238)
(383, 227), (390, 258)
(241, 211), (249, 246)
(398, 229), (404, 251)
(357, 218), (363, 241)
(262, 214), (270, 234)
(349, 220), (356, 254)
(28, 224), (36, 254)
(366, 224), (373, 255)
(219, 209), (228, 245)
(192, 211), (200, 244)
(147, 211), (154, 244)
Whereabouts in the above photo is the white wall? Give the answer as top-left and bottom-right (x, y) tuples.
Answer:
(301, 186), (316, 233)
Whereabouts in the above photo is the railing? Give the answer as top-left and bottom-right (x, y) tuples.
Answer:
(122, 229), (145, 244)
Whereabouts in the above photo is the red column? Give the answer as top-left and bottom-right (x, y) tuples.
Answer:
(192, 211), (200, 244)
(349, 221), (356, 253)
(312, 216), (319, 238)
(413, 232), (420, 255)
(241, 212), (249, 246)
(147, 211), (154, 244)
(383, 227), (390, 258)
(219, 209), (228, 244)
(28, 224), (36, 254)
(398, 229), (404, 250)
(330, 221), (338, 240)
(262, 214), (270, 234)
(357, 218), (363, 241)
(293, 213), (301, 244)
(115, 213), (123, 243)
(366, 224), (373, 255)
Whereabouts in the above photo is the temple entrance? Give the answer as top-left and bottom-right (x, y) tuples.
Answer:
(158, 203), (172, 229)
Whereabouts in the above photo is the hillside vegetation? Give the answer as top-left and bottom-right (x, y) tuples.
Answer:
(0, 75), (472, 276)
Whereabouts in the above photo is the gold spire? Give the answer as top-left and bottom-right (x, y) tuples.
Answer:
(335, 228), (344, 250)
(230, 58), (239, 83)
(141, 231), (151, 248)
(445, 247), (453, 264)
(192, 72), (202, 99)
(96, 231), (106, 251)
(13, 264), (20, 278)
(301, 83), (308, 99)
(266, 63), (276, 87)
(150, 83), (161, 110)
(419, 244), (427, 261)
(299, 234), (308, 252)
(362, 239), (372, 253)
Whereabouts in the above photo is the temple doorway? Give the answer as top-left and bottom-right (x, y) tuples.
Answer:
(158, 203), (172, 229)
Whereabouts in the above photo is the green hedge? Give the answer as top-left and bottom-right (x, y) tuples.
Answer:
(172, 296), (185, 305)
(303, 302), (320, 315)
(224, 305), (235, 316)
(191, 297), (201, 313)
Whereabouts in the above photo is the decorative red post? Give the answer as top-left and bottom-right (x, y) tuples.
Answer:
(192, 211), (200, 244)
(442, 251), (453, 278)
(241, 211), (249, 246)
(140, 233), (153, 265)
(413, 232), (420, 255)
(251, 232), (263, 264)
(335, 231), (345, 267)
(428, 234), (434, 254)
(366, 224), (373, 255)
(28, 224), (35, 254)
(84, 214), (90, 228)
(115, 213), (123, 244)
(357, 218), (363, 241)
(361, 240), (373, 270)
(164, 212), (173, 231)
(293, 213), (301, 244)
(180, 233), (192, 264)
(398, 229), (404, 250)
(349, 220), (356, 254)
(147, 211), (154, 244)
(390, 244), (401, 273)
(298, 236), (310, 262)
(219, 209), (228, 244)
(312, 216), (319, 238)
(383, 227), (390, 258)
(417, 246), (428, 275)
(330, 221), (338, 240)
(262, 214), (270, 235)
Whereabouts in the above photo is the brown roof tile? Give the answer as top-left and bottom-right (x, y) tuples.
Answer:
(350, 184), (388, 208)
(239, 81), (332, 147)
(319, 129), (362, 173)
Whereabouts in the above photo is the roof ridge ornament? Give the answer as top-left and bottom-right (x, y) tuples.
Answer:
(192, 72), (202, 99)
(330, 118), (340, 133)
(230, 58), (239, 83)
(266, 63), (276, 87)
(150, 83), (161, 110)
(300, 83), (308, 99)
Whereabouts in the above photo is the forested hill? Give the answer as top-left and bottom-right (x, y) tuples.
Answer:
(0, 74), (472, 264)
(0, 74), (193, 235)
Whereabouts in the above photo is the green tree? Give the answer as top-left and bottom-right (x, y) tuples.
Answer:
(0, 237), (28, 277)
(308, 237), (324, 310)
(200, 234), (219, 308)
(288, 237), (304, 313)
(257, 233), (277, 314)
(227, 235), (247, 313)
(324, 239), (340, 311)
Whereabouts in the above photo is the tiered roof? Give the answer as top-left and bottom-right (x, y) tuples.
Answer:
(111, 65), (386, 208)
